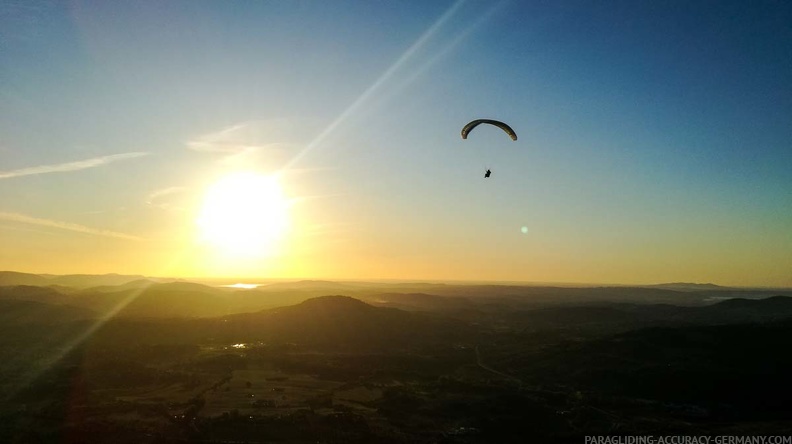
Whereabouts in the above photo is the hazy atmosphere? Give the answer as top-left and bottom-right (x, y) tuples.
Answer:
(2, 1), (791, 285)
(3, 2), (792, 442)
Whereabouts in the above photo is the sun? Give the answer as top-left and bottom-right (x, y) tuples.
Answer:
(197, 172), (289, 257)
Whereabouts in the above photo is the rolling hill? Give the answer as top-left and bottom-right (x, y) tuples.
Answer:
(208, 295), (475, 350)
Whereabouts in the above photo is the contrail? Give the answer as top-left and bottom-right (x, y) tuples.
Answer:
(0, 212), (143, 240)
(283, 0), (468, 170)
(0, 152), (149, 179)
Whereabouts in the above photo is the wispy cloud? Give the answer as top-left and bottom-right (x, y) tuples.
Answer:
(187, 123), (257, 153)
(146, 186), (187, 210)
(0, 212), (143, 241)
(186, 120), (300, 169)
(0, 152), (149, 179)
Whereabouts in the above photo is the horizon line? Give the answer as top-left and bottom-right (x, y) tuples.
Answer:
(2, 269), (790, 290)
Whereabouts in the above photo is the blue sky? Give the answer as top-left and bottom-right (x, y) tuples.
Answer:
(1, 1), (790, 286)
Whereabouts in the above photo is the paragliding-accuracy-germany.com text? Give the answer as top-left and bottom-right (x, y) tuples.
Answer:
(584, 436), (792, 444)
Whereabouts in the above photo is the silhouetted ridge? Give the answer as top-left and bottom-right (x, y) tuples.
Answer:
(665, 282), (722, 288)
(0, 271), (49, 287)
(0, 299), (95, 324)
(216, 296), (471, 350)
(85, 279), (158, 293)
(0, 285), (67, 303)
(48, 273), (148, 288)
(291, 295), (373, 311)
(648, 282), (727, 291)
(149, 281), (218, 293)
(270, 295), (389, 322)
(712, 295), (792, 309)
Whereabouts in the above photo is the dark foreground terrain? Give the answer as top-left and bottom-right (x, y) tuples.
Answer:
(1, 271), (791, 443)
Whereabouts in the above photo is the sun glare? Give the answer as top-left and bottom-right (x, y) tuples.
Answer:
(197, 172), (289, 257)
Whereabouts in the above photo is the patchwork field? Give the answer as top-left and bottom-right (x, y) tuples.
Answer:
(201, 366), (346, 417)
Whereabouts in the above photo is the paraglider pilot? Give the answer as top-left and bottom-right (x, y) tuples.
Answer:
(484, 169), (491, 178)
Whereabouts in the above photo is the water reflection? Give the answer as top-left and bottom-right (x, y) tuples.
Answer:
(222, 283), (260, 289)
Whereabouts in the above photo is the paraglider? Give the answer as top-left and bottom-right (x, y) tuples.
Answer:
(461, 119), (517, 178)
(461, 119), (517, 141)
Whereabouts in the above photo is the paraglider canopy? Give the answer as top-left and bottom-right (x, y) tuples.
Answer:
(461, 119), (517, 141)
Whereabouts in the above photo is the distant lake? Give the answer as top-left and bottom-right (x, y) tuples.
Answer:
(703, 296), (736, 302)
(220, 283), (262, 289)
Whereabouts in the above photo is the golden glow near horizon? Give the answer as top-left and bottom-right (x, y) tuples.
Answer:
(1, 3), (791, 288)
(196, 172), (290, 259)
